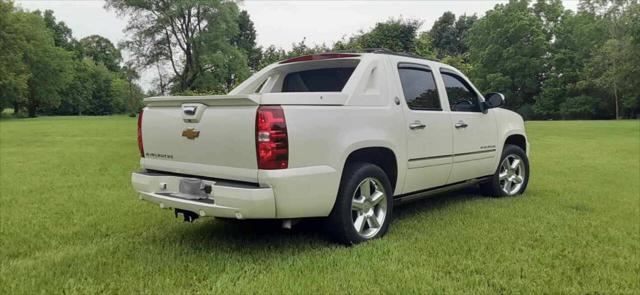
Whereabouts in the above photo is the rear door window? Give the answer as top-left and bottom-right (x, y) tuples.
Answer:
(282, 67), (355, 92)
(398, 67), (441, 111)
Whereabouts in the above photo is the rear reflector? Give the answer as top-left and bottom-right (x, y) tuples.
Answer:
(137, 109), (144, 157)
(256, 105), (288, 169)
(279, 53), (360, 64)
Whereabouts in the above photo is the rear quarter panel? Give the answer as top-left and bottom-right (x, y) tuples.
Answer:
(256, 55), (410, 218)
(259, 104), (407, 218)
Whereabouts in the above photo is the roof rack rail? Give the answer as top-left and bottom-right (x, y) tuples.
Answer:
(360, 48), (395, 54)
(279, 48), (431, 63)
(334, 48), (427, 60)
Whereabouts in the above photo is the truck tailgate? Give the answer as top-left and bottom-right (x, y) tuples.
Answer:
(140, 95), (259, 183)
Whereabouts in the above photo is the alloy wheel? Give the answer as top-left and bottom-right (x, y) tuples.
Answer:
(499, 154), (526, 195)
(350, 177), (387, 238)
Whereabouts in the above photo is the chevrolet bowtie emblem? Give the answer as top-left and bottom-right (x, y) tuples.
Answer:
(182, 128), (200, 140)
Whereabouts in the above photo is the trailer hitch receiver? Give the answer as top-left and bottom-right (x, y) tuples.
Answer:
(175, 209), (199, 222)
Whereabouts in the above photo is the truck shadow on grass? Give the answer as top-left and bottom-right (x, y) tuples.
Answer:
(160, 188), (486, 249)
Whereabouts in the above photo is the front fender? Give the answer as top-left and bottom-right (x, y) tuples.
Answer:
(493, 108), (529, 167)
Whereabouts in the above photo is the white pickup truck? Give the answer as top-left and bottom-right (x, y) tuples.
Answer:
(132, 52), (530, 244)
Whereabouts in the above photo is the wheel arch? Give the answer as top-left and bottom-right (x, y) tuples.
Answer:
(492, 130), (528, 171)
(504, 133), (527, 153)
(342, 146), (399, 194)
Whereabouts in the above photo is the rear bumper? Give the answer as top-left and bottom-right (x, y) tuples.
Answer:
(131, 172), (276, 219)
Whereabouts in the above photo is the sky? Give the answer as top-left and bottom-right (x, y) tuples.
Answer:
(15, 0), (580, 91)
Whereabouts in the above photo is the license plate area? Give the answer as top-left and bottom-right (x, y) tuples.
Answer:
(172, 178), (213, 200)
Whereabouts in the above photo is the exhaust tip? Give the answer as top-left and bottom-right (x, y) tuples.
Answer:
(175, 209), (199, 222)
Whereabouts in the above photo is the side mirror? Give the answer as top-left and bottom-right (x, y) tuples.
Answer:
(484, 92), (505, 109)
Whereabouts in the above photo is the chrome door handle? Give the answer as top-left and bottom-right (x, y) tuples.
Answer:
(455, 121), (468, 129)
(409, 121), (426, 130)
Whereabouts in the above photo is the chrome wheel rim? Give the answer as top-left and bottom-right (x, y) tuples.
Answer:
(351, 177), (387, 239)
(499, 154), (526, 195)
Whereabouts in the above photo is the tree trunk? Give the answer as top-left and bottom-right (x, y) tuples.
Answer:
(27, 105), (37, 118)
(613, 82), (619, 120)
(156, 63), (166, 95)
(13, 101), (19, 116)
(27, 89), (37, 118)
(129, 80), (134, 114)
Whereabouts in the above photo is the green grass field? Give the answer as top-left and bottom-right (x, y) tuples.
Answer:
(1, 116), (638, 294)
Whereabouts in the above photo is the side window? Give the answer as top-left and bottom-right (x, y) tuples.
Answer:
(441, 72), (481, 112)
(398, 67), (441, 111)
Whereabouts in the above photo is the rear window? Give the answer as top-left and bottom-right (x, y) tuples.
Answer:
(282, 67), (355, 92)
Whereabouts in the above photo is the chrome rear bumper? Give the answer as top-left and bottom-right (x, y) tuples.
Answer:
(131, 172), (276, 219)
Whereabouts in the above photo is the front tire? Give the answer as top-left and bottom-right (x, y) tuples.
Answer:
(481, 144), (530, 197)
(327, 162), (393, 245)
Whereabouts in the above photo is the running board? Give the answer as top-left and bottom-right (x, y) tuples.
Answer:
(394, 176), (492, 204)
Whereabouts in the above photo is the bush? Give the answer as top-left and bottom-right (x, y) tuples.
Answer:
(516, 104), (537, 121)
(559, 96), (601, 120)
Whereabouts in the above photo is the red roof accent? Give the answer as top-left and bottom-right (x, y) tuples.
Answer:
(279, 53), (360, 64)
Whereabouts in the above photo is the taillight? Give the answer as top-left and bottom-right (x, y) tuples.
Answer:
(256, 105), (288, 169)
(137, 109), (144, 157)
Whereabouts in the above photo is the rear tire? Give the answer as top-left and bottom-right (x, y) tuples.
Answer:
(326, 162), (393, 245)
(481, 144), (529, 197)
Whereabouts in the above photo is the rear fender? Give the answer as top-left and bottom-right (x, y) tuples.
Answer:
(339, 141), (404, 195)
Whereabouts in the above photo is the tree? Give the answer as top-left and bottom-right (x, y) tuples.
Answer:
(327, 18), (424, 56)
(429, 12), (477, 58)
(233, 10), (261, 71)
(586, 37), (640, 119)
(40, 9), (75, 51)
(120, 65), (142, 115)
(55, 59), (95, 115)
(583, 0), (639, 119)
(559, 95), (601, 119)
(253, 39), (330, 71)
(454, 14), (478, 55)
(14, 10), (73, 117)
(624, 3), (640, 117)
(152, 62), (170, 95)
(354, 18), (422, 53)
(533, 9), (608, 118)
(414, 32), (437, 60)
(0, 1), (29, 113)
(441, 55), (472, 75)
(532, 0), (639, 119)
(106, 0), (251, 94)
(430, 11), (456, 57)
(533, 0), (565, 40)
(288, 38), (330, 56)
(467, 0), (547, 112)
(1, 3), (143, 117)
(80, 35), (123, 72)
(111, 74), (143, 116)
(257, 45), (286, 69)
(85, 62), (116, 115)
